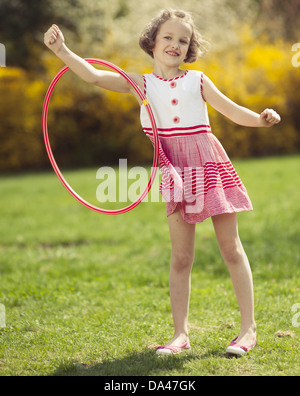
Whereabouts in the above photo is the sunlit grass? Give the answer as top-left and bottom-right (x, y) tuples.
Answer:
(0, 155), (299, 376)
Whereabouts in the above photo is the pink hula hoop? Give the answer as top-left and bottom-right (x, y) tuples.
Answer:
(42, 58), (159, 215)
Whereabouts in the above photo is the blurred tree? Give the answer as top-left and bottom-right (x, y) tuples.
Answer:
(195, 27), (300, 158)
(256, 0), (300, 42)
(89, 0), (260, 60)
(0, 0), (82, 70)
(0, 0), (299, 171)
(0, 67), (47, 170)
(0, 0), (136, 70)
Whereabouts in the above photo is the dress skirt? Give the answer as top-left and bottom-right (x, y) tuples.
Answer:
(150, 130), (253, 224)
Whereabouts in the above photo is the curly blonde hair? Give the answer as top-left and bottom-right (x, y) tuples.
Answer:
(139, 9), (209, 63)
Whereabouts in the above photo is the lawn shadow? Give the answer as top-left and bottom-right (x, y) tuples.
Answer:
(50, 348), (200, 377)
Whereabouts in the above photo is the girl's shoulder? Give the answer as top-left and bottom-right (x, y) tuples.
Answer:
(187, 69), (205, 78)
(126, 73), (145, 104)
(127, 72), (144, 89)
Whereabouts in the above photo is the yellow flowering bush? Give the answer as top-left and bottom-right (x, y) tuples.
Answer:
(0, 26), (299, 171)
(191, 27), (300, 157)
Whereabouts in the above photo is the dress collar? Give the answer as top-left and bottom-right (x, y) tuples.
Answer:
(152, 70), (189, 82)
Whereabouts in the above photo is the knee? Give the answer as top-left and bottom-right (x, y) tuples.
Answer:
(171, 250), (194, 273)
(219, 239), (244, 266)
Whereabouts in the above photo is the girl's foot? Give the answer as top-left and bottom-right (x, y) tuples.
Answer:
(156, 340), (191, 355)
(226, 327), (257, 356)
(156, 333), (190, 355)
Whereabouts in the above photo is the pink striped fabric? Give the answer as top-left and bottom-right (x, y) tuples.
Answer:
(146, 130), (253, 224)
(143, 125), (211, 138)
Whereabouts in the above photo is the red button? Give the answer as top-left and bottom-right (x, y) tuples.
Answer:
(170, 81), (177, 88)
(171, 99), (178, 106)
(173, 116), (180, 124)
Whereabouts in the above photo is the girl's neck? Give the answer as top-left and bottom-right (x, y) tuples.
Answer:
(153, 65), (185, 81)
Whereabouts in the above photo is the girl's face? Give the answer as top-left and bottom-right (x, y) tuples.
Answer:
(152, 19), (192, 68)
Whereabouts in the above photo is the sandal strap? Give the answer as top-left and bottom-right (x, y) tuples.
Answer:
(229, 337), (257, 352)
(156, 340), (191, 353)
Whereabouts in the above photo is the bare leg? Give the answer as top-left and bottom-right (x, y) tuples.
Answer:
(212, 213), (256, 346)
(166, 209), (196, 346)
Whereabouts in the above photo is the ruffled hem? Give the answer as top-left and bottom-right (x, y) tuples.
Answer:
(166, 183), (253, 224)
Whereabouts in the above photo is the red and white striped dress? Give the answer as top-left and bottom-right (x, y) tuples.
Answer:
(140, 70), (253, 223)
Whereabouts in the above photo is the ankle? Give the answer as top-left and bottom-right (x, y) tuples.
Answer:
(174, 330), (189, 338)
(169, 332), (189, 345)
(241, 323), (257, 336)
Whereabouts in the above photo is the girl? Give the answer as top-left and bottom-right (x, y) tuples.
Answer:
(44, 9), (280, 357)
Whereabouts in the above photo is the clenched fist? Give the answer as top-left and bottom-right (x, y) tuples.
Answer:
(44, 24), (65, 54)
(260, 109), (281, 128)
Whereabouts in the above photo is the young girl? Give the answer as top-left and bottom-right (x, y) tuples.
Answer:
(44, 9), (280, 357)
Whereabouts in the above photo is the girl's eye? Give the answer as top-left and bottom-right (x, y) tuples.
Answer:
(164, 36), (171, 40)
(180, 40), (188, 45)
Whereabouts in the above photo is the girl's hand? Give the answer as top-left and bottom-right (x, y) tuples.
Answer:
(44, 25), (65, 54)
(260, 109), (281, 127)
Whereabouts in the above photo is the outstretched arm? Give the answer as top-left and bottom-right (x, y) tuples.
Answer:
(202, 75), (281, 128)
(44, 25), (143, 97)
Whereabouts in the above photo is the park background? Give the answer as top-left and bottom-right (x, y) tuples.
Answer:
(0, 0), (300, 170)
(0, 0), (300, 376)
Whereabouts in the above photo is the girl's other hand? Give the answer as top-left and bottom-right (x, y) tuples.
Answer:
(44, 25), (65, 54)
(260, 109), (281, 127)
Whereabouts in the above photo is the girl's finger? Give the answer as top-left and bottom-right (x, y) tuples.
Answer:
(50, 34), (57, 44)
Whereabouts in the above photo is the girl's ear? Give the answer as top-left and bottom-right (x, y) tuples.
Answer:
(149, 44), (155, 57)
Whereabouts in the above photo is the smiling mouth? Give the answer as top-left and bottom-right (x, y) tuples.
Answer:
(166, 51), (179, 57)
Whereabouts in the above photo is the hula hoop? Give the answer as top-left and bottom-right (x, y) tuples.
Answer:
(42, 58), (159, 215)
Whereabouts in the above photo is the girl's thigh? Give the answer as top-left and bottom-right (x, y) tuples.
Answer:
(211, 212), (239, 242)
(168, 209), (196, 256)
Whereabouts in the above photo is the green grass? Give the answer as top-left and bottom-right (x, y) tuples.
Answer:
(0, 155), (300, 376)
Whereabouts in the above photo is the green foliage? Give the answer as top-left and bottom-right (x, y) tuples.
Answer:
(193, 27), (300, 158)
(0, 68), (47, 170)
(0, 1), (299, 171)
(0, 0), (81, 70)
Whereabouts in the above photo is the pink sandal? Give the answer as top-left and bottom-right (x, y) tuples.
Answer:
(156, 340), (191, 355)
(226, 336), (256, 356)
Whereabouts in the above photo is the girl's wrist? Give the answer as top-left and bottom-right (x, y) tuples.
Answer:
(258, 113), (266, 127)
(53, 43), (67, 58)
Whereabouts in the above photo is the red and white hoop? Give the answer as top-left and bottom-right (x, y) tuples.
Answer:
(42, 58), (159, 214)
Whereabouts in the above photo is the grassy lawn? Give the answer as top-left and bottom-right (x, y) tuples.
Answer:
(0, 155), (299, 376)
